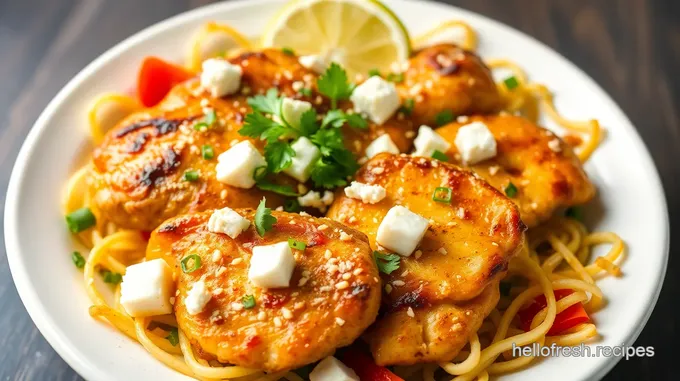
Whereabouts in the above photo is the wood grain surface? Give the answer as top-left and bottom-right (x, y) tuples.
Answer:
(0, 0), (677, 379)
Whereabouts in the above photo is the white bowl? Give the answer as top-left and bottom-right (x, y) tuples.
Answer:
(4, 1), (669, 380)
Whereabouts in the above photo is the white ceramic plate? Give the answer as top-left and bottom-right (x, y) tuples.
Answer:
(4, 1), (669, 380)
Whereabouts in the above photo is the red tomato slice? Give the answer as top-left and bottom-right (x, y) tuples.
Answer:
(519, 289), (590, 335)
(137, 57), (194, 107)
(342, 350), (404, 381)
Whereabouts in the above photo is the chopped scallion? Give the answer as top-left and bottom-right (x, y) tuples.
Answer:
(180, 254), (202, 273)
(432, 187), (452, 203)
(431, 150), (449, 162)
(201, 145), (214, 160)
(368, 68), (381, 77)
(435, 110), (454, 126)
(400, 98), (415, 116)
(386, 72), (404, 83)
(183, 170), (199, 182)
(288, 238), (307, 251)
(242, 295), (256, 309)
(505, 182), (518, 198)
(282, 47), (295, 56)
(71, 251), (85, 269)
(504, 76), (519, 90)
(101, 270), (122, 284)
(65, 207), (97, 233)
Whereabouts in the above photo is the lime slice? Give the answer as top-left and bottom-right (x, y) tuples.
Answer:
(261, 0), (411, 77)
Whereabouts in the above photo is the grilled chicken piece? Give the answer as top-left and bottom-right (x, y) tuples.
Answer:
(435, 114), (596, 227)
(147, 209), (381, 372)
(326, 154), (525, 365)
(396, 44), (502, 127)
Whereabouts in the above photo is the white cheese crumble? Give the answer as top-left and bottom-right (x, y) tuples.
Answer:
(248, 242), (296, 289)
(299, 54), (328, 74)
(344, 182), (386, 204)
(215, 141), (266, 188)
(119, 259), (175, 317)
(185, 279), (211, 316)
(283, 137), (321, 182)
(413, 125), (451, 157)
(454, 121), (497, 164)
(298, 190), (334, 212)
(376, 205), (430, 257)
(350, 76), (400, 125)
(200, 58), (242, 98)
(207, 207), (250, 238)
(310, 357), (359, 381)
(365, 134), (400, 158)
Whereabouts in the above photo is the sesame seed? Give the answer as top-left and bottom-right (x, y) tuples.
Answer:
(548, 139), (562, 152)
(298, 183), (308, 194)
(414, 250), (423, 259)
(312, 297), (325, 306)
(405, 131), (415, 138)
(292, 81), (304, 91)
(257, 311), (266, 321)
(452, 323), (462, 331)
(274, 317), (282, 327)
(324, 249), (333, 259)
(335, 317), (345, 326)
(340, 232), (351, 241)
(213, 288), (224, 296)
(335, 281), (350, 289)
(300, 211), (311, 217)
(372, 167), (385, 174)
(342, 273), (351, 280)
(353, 268), (364, 276)
(407, 307), (415, 317)
(385, 284), (393, 294)
(320, 286), (332, 292)
(492, 242), (499, 246)
(302, 270), (311, 277)
(169, 297), (175, 305)
(231, 302), (244, 311)
(216, 266), (227, 276)
(294, 302), (306, 310)
(298, 277), (309, 286)
(438, 247), (448, 255)
(212, 250), (222, 262)
(318, 224), (328, 231)
(488, 166), (500, 176)
(401, 270), (409, 277)
(282, 307), (293, 319)
(392, 280), (405, 287)
(327, 265), (339, 275)
(349, 216), (357, 223)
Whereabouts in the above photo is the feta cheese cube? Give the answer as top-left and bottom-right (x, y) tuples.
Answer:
(215, 141), (266, 188)
(120, 259), (175, 317)
(376, 205), (429, 257)
(283, 137), (321, 182)
(413, 125), (451, 157)
(350, 76), (400, 125)
(200, 58), (242, 98)
(454, 121), (497, 164)
(310, 356), (359, 381)
(207, 207), (250, 238)
(298, 190), (334, 212)
(185, 279), (211, 315)
(365, 134), (400, 158)
(299, 54), (328, 74)
(248, 242), (296, 289)
(279, 98), (313, 129)
(344, 182), (386, 204)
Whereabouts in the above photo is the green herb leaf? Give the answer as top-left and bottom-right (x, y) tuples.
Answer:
(317, 63), (354, 108)
(201, 145), (214, 160)
(282, 47), (295, 56)
(505, 182), (518, 198)
(101, 270), (123, 284)
(299, 88), (312, 97)
(435, 110), (454, 126)
(431, 150), (449, 162)
(265, 141), (296, 173)
(504, 76), (519, 90)
(242, 295), (256, 309)
(386, 72), (404, 83)
(400, 98), (415, 116)
(288, 238), (307, 251)
(283, 199), (301, 212)
(65, 207), (97, 233)
(310, 158), (349, 188)
(72, 251), (85, 269)
(256, 181), (299, 196)
(374, 251), (401, 275)
(345, 113), (368, 129)
(565, 206), (584, 221)
(239, 111), (282, 140)
(166, 328), (179, 346)
(255, 198), (277, 236)
(432, 187), (452, 203)
(368, 68), (381, 77)
(180, 254), (202, 273)
(247, 88), (282, 115)
(183, 170), (199, 182)
(298, 109), (320, 136)
(321, 109), (348, 129)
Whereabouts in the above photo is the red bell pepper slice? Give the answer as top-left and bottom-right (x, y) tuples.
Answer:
(137, 57), (193, 107)
(342, 350), (404, 381)
(518, 289), (589, 335)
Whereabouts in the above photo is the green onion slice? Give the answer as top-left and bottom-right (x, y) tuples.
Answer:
(65, 207), (97, 233)
(183, 170), (199, 182)
(288, 238), (307, 251)
(282, 47), (295, 56)
(505, 182), (518, 198)
(504, 76), (519, 90)
(431, 150), (449, 162)
(435, 110), (454, 126)
(180, 254), (202, 273)
(432, 187), (452, 203)
(201, 145), (214, 160)
(242, 295), (256, 309)
(72, 251), (86, 269)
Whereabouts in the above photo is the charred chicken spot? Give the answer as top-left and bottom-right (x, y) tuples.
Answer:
(139, 148), (181, 188)
(126, 132), (150, 153)
(488, 258), (507, 277)
(115, 117), (197, 139)
(389, 289), (430, 312)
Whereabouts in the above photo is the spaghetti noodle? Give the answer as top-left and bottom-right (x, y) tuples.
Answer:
(65, 19), (625, 381)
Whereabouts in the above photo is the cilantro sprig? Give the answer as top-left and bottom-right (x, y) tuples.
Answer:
(238, 64), (364, 189)
(255, 198), (276, 236)
(374, 252), (401, 275)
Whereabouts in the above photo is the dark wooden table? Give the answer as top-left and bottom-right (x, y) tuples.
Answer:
(0, 0), (677, 379)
